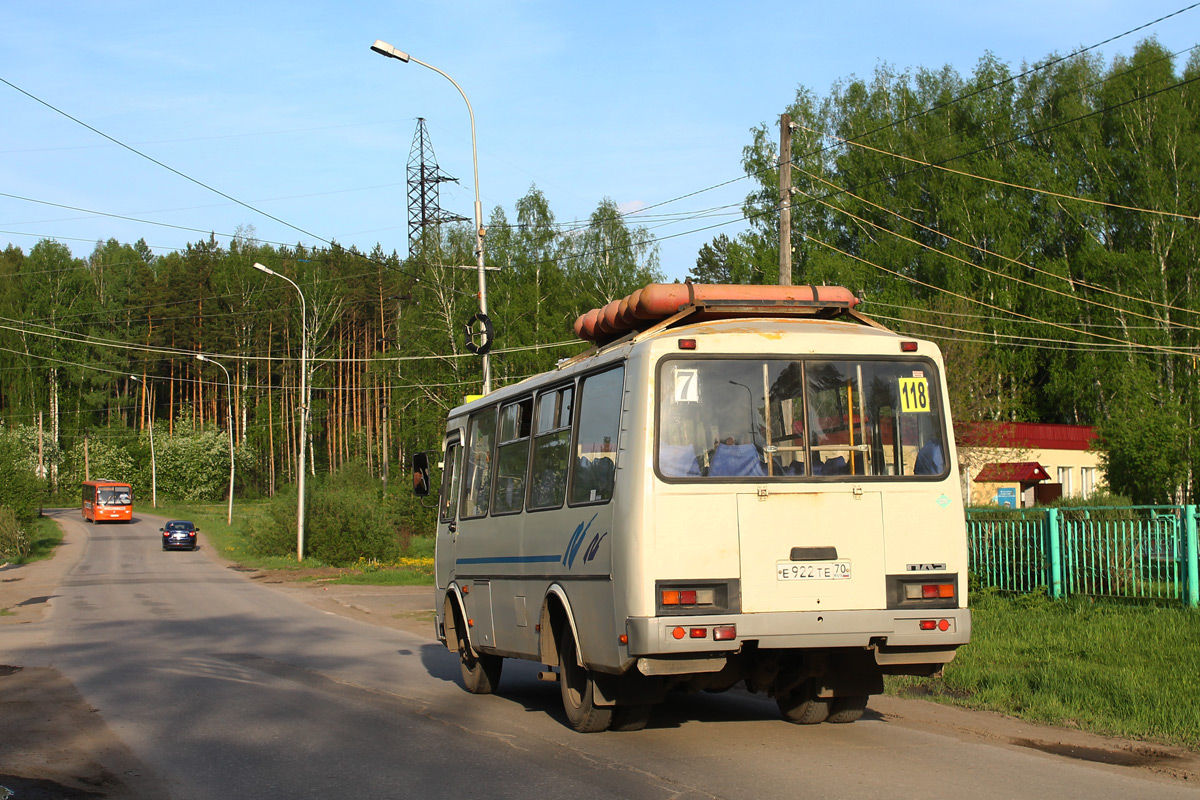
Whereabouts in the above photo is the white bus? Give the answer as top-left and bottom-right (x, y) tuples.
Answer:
(416, 285), (970, 732)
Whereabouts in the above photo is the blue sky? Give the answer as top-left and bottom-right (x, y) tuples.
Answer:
(3, 1), (1199, 282)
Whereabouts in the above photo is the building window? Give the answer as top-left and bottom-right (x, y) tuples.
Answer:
(1057, 467), (1073, 496)
(1081, 467), (1095, 498)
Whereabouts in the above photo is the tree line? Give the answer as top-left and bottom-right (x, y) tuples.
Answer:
(693, 38), (1199, 504)
(0, 192), (660, 523)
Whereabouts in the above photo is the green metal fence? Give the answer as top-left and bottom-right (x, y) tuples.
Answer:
(966, 505), (1199, 608)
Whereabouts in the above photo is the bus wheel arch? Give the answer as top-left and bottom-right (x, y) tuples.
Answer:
(444, 592), (502, 694)
(538, 586), (581, 668)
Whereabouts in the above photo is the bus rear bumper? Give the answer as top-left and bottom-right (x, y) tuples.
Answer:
(625, 608), (970, 660)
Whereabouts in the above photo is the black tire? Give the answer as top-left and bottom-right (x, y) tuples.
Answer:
(559, 630), (612, 733)
(610, 703), (653, 732)
(827, 694), (869, 724)
(777, 682), (831, 725)
(455, 622), (502, 694)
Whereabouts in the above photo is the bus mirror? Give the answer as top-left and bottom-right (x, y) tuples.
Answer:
(413, 452), (431, 497)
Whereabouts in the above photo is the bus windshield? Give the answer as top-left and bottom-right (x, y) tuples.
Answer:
(657, 357), (947, 480)
(97, 487), (132, 506)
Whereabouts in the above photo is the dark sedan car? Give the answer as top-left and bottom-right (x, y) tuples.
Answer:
(161, 520), (199, 551)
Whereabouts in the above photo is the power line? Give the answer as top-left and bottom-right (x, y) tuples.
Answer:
(793, 165), (1200, 330)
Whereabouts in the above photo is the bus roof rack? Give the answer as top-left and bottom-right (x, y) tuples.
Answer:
(573, 283), (887, 347)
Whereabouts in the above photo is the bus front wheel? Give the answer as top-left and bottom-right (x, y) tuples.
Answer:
(456, 623), (502, 694)
(559, 631), (612, 733)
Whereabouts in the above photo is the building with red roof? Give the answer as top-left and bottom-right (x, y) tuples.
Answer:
(956, 422), (1102, 507)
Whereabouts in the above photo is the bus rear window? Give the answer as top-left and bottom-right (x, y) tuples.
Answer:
(657, 357), (947, 480)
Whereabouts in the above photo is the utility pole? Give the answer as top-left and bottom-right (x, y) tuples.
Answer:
(37, 412), (44, 480)
(778, 112), (793, 286)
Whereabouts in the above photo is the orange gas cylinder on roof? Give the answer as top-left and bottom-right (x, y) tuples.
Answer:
(573, 283), (860, 343)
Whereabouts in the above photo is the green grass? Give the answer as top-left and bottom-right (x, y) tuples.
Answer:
(888, 588), (1200, 749)
(320, 568), (433, 586)
(3, 514), (65, 565)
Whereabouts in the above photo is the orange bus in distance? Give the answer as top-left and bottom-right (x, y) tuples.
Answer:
(82, 480), (133, 523)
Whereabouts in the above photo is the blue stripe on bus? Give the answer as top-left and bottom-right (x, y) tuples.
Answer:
(456, 555), (562, 565)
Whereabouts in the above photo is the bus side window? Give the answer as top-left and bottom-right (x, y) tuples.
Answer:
(440, 441), (462, 523)
(529, 385), (572, 510)
(461, 408), (497, 519)
(493, 397), (533, 515)
(570, 366), (624, 505)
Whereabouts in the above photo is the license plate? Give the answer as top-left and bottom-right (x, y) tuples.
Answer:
(777, 560), (852, 580)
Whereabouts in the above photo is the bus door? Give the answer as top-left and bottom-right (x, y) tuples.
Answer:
(435, 434), (463, 590)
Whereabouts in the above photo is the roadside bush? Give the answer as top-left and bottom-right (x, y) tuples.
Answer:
(247, 489), (300, 558)
(304, 464), (399, 564)
(0, 431), (46, 523)
(0, 506), (31, 560)
(248, 463), (403, 565)
(153, 428), (255, 502)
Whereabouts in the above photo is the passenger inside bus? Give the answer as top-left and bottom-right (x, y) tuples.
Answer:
(659, 444), (701, 477)
(913, 441), (944, 475)
(709, 439), (766, 477)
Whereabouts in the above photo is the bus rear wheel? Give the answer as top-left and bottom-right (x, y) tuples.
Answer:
(610, 703), (653, 732)
(456, 625), (502, 694)
(827, 694), (869, 723)
(777, 682), (830, 725)
(559, 631), (612, 733)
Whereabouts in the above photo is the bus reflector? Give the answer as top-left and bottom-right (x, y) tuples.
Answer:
(689, 628), (707, 639)
(672, 627), (686, 640)
(619, 634), (628, 645)
(938, 619), (950, 631)
(713, 625), (736, 641)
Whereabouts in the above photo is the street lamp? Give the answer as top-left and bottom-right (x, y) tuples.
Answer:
(196, 354), (235, 526)
(371, 39), (492, 395)
(254, 262), (308, 561)
(129, 375), (157, 508)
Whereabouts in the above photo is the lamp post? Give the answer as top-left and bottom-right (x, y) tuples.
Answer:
(196, 354), (235, 526)
(254, 262), (308, 561)
(129, 375), (157, 508)
(371, 39), (492, 395)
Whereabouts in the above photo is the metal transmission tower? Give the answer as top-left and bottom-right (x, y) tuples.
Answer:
(407, 117), (467, 248)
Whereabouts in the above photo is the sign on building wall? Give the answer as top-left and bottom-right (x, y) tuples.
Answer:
(996, 487), (1017, 508)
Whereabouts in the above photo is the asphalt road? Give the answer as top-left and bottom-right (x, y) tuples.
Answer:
(3, 509), (1198, 799)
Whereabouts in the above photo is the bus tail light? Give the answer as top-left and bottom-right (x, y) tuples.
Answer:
(655, 581), (734, 615)
(903, 582), (955, 600)
(660, 588), (715, 607)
